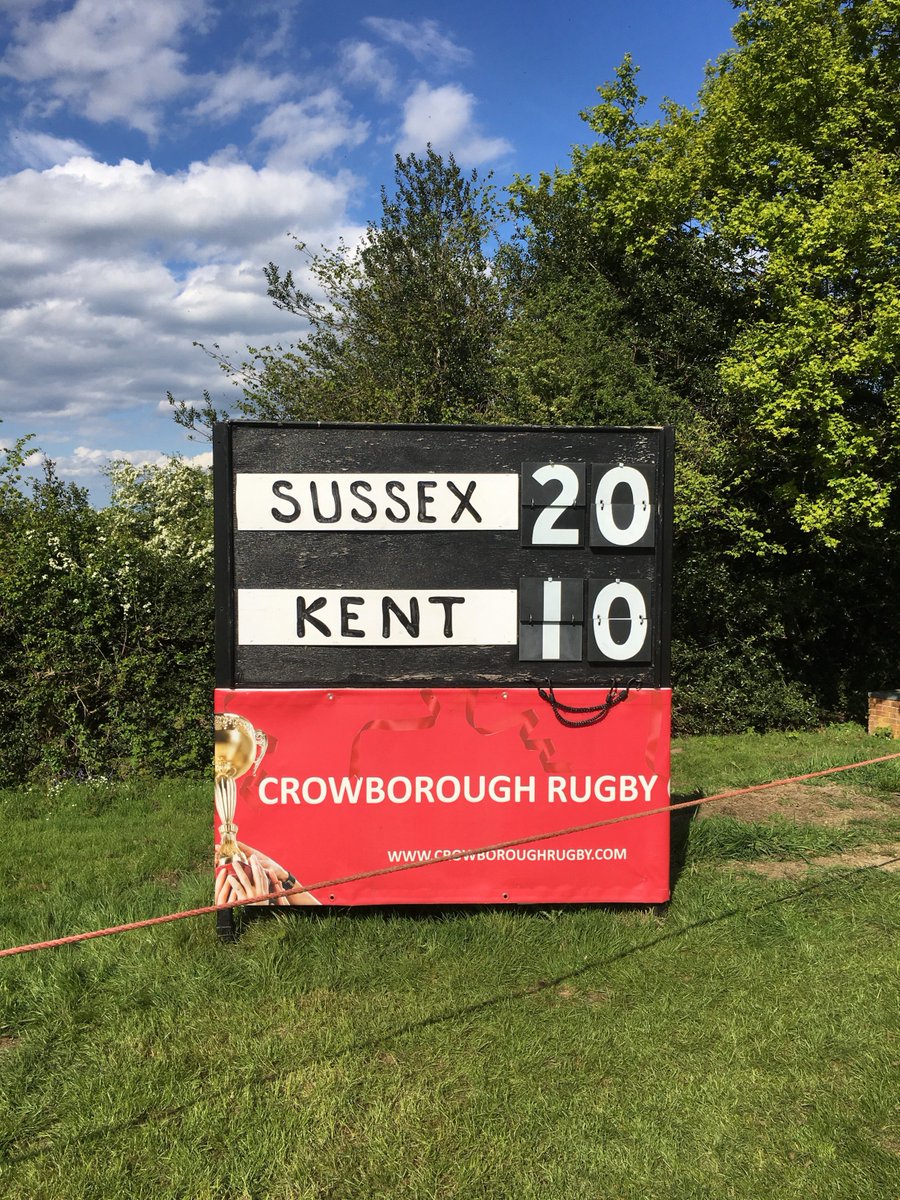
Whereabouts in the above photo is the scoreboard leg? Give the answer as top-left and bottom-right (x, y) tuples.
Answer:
(216, 905), (237, 943)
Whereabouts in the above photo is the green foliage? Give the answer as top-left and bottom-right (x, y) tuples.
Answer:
(496, 268), (680, 428)
(694, 0), (900, 545)
(550, 2), (900, 549)
(672, 636), (821, 736)
(506, 73), (759, 553)
(0, 449), (213, 783)
(5, 2), (899, 791)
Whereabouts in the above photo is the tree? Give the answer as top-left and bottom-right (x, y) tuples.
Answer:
(696, 0), (900, 545)
(669, 0), (900, 715)
(171, 148), (509, 433)
(546, 3), (900, 550)
(506, 56), (758, 535)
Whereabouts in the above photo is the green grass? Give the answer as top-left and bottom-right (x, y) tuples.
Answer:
(1, 728), (898, 1199)
(687, 814), (898, 862)
(671, 722), (900, 797)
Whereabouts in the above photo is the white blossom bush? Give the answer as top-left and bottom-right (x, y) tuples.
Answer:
(0, 445), (213, 782)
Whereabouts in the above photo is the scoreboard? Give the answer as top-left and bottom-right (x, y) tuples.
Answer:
(216, 423), (672, 687)
(213, 422), (674, 910)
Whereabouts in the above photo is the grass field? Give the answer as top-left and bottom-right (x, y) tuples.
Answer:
(0, 725), (898, 1199)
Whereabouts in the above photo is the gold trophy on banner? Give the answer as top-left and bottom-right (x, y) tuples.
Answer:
(214, 712), (268, 872)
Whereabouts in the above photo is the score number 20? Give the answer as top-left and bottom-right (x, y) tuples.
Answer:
(521, 461), (655, 549)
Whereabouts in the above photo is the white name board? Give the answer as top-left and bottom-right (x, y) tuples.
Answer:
(238, 588), (518, 646)
(235, 473), (519, 532)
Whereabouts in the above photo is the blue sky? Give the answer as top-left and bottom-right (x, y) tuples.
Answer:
(0, 0), (740, 498)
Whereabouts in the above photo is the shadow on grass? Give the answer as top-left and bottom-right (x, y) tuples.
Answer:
(5, 849), (897, 1168)
(670, 792), (701, 893)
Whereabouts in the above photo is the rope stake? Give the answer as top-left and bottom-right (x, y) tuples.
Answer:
(1, 750), (898, 959)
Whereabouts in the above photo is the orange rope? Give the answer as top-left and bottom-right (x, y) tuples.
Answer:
(2, 750), (898, 959)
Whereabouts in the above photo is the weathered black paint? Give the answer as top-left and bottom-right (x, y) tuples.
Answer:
(214, 421), (673, 689)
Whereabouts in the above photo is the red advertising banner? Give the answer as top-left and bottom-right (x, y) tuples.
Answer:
(214, 686), (671, 905)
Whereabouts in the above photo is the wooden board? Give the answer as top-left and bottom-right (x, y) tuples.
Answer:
(214, 422), (674, 689)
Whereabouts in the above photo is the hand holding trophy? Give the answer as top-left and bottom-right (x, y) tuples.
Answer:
(214, 712), (320, 911)
(214, 712), (267, 877)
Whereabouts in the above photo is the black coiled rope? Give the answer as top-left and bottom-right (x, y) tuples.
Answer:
(537, 679), (636, 728)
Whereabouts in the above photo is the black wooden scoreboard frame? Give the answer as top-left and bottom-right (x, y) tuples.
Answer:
(213, 421), (675, 690)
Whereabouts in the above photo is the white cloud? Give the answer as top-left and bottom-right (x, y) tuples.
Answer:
(71, 445), (170, 471)
(339, 39), (397, 101)
(27, 444), (214, 484)
(397, 82), (512, 166)
(193, 63), (297, 122)
(0, 152), (364, 435)
(1, 0), (208, 136)
(0, 5), (512, 499)
(245, 0), (301, 61)
(253, 90), (369, 167)
(363, 18), (471, 69)
(0, 1), (47, 14)
(4, 127), (88, 170)
(6, 128), (92, 168)
(1, 154), (355, 262)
